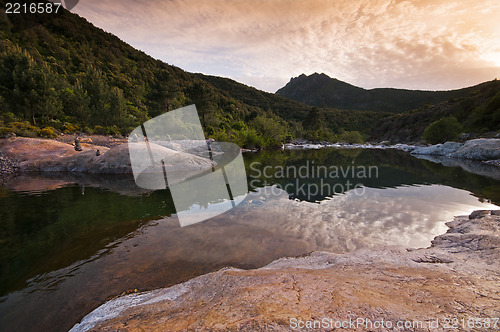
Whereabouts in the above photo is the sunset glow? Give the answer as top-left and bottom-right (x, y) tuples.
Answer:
(73, 0), (500, 92)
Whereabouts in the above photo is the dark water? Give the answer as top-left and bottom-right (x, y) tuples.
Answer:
(0, 148), (499, 332)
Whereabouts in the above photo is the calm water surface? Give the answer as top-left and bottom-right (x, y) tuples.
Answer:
(0, 148), (499, 331)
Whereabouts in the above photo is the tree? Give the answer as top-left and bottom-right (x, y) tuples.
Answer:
(84, 66), (111, 126)
(188, 82), (214, 128)
(147, 71), (180, 117)
(108, 87), (127, 129)
(422, 116), (462, 144)
(338, 130), (364, 144)
(61, 80), (91, 125)
(303, 107), (323, 130)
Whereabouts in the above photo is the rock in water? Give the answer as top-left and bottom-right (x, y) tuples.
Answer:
(411, 141), (462, 156)
(450, 138), (500, 160)
(411, 139), (500, 161)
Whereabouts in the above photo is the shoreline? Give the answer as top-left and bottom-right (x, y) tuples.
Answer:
(1, 137), (499, 176)
(71, 210), (500, 331)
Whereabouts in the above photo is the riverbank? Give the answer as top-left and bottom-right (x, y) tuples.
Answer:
(1, 137), (500, 174)
(0, 137), (214, 175)
(71, 210), (500, 331)
(411, 139), (500, 161)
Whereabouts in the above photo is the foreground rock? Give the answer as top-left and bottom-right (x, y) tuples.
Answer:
(0, 137), (214, 176)
(412, 138), (500, 161)
(72, 211), (500, 331)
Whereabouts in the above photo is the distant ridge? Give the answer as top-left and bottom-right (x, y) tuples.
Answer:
(276, 73), (478, 113)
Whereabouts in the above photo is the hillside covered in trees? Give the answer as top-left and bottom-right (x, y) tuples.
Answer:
(0, 0), (306, 147)
(0, 0), (498, 147)
(372, 79), (500, 143)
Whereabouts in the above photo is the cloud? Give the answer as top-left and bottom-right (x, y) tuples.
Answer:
(73, 0), (500, 92)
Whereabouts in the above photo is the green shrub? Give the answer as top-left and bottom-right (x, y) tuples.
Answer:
(0, 127), (14, 135)
(212, 130), (233, 143)
(338, 130), (364, 144)
(40, 127), (58, 138)
(422, 116), (462, 144)
(105, 125), (121, 135)
(63, 123), (80, 134)
(231, 121), (247, 131)
(7, 122), (40, 137)
(240, 128), (264, 149)
(48, 119), (63, 130)
(1, 112), (18, 123)
(92, 125), (105, 135)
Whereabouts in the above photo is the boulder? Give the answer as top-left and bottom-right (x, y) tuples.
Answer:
(450, 138), (500, 160)
(410, 141), (462, 156)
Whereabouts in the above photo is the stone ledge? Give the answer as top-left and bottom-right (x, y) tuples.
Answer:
(71, 211), (500, 331)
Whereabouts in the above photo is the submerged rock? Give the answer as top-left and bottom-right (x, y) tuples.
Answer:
(71, 210), (500, 331)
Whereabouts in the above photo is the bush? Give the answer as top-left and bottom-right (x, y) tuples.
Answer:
(63, 123), (80, 134)
(212, 130), (233, 143)
(6, 122), (40, 138)
(105, 125), (121, 136)
(1, 112), (18, 123)
(306, 129), (335, 142)
(338, 130), (364, 144)
(40, 127), (58, 138)
(92, 125), (105, 135)
(0, 127), (14, 135)
(240, 128), (264, 149)
(422, 116), (462, 144)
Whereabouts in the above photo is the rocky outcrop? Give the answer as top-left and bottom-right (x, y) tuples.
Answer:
(0, 138), (215, 175)
(411, 139), (500, 162)
(71, 210), (500, 331)
(451, 138), (500, 160)
(411, 141), (462, 156)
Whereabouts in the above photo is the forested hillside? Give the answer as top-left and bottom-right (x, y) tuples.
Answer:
(197, 73), (392, 141)
(1, 1), (497, 147)
(372, 79), (500, 143)
(0, 0), (303, 147)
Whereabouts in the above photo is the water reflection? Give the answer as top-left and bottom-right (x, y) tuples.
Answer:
(0, 148), (499, 332)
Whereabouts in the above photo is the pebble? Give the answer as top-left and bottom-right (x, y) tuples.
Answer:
(484, 159), (500, 167)
(0, 153), (20, 176)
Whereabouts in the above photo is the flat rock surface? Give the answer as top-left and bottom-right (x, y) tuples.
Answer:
(0, 138), (214, 175)
(412, 139), (500, 161)
(72, 211), (500, 331)
(451, 138), (500, 160)
(411, 141), (463, 156)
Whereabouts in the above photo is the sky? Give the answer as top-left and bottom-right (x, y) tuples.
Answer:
(72, 0), (500, 93)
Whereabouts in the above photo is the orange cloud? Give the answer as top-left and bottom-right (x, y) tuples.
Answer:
(74, 0), (500, 91)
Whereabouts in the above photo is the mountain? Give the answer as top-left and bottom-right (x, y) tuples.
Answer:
(1, 0), (497, 146)
(196, 73), (392, 138)
(276, 73), (481, 113)
(0, 0), (394, 147)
